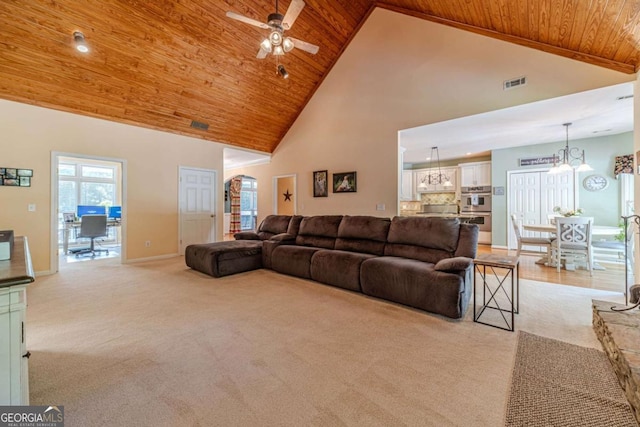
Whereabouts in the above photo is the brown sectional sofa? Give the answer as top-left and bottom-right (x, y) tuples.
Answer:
(186, 214), (479, 319)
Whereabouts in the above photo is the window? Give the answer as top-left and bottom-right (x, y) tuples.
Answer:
(240, 177), (257, 230)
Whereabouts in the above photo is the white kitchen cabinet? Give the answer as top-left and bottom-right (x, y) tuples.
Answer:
(0, 237), (33, 405)
(400, 170), (414, 200)
(459, 161), (491, 187)
(415, 167), (457, 193)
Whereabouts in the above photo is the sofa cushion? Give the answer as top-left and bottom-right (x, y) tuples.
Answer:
(310, 250), (376, 292)
(454, 223), (480, 259)
(271, 245), (321, 279)
(334, 215), (391, 256)
(385, 217), (460, 264)
(234, 231), (260, 240)
(295, 215), (343, 249)
(434, 257), (473, 272)
(257, 215), (292, 240)
(360, 256), (466, 319)
(287, 215), (304, 237)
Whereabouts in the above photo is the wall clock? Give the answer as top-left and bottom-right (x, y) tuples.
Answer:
(583, 174), (608, 191)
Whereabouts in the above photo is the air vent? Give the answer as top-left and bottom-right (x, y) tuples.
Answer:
(503, 76), (527, 90)
(617, 94), (633, 100)
(190, 120), (209, 130)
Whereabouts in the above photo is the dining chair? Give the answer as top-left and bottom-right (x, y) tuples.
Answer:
(551, 216), (593, 275)
(510, 214), (553, 258)
(592, 221), (635, 269)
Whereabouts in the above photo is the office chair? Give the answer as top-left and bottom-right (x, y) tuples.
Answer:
(74, 214), (109, 257)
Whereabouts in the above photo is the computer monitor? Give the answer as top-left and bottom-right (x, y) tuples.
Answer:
(108, 206), (122, 219)
(76, 205), (106, 217)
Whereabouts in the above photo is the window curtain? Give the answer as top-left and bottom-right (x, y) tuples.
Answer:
(229, 176), (242, 234)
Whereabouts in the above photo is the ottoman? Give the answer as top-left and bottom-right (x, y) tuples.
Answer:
(185, 240), (263, 278)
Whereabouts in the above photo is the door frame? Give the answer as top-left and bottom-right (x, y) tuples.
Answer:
(50, 151), (127, 273)
(272, 174), (297, 214)
(178, 166), (217, 254)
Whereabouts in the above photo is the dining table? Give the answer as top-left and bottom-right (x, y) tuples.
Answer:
(522, 223), (621, 270)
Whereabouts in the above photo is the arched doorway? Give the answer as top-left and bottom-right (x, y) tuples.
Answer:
(224, 175), (257, 238)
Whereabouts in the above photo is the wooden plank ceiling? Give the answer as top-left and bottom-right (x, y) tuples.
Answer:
(1, 0), (639, 154)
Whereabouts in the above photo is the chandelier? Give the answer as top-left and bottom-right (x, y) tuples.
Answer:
(417, 146), (452, 189)
(548, 123), (593, 174)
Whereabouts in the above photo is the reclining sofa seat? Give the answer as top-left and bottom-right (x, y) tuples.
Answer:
(186, 214), (301, 277)
(360, 216), (478, 319)
(268, 215), (391, 291)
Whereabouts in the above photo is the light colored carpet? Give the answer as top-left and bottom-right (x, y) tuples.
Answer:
(27, 257), (626, 426)
(505, 331), (637, 427)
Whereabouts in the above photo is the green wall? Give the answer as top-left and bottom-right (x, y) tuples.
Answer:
(491, 132), (633, 247)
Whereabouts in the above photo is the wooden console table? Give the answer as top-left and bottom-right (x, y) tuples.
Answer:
(0, 236), (34, 405)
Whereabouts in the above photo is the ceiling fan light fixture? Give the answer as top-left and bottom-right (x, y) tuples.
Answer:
(269, 31), (282, 46)
(283, 37), (294, 52)
(73, 31), (89, 53)
(260, 38), (272, 52)
(277, 64), (289, 79)
(273, 45), (284, 56)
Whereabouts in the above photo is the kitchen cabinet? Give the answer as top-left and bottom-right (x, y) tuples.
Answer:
(415, 167), (457, 193)
(0, 236), (34, 405)
(400, 170), (414, 200)
(459, 161), (491, 187)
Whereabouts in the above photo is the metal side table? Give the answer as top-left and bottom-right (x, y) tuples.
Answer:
(473, 254), (520, 332)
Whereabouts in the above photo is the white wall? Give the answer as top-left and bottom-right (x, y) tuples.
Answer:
(231, 8), (633, 222)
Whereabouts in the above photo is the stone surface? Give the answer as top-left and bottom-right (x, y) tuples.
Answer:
(593, 299), (640, 425)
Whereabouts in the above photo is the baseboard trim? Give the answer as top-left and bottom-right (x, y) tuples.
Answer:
(491, 245), (508, 250)
(124, 253), (179, 264)
(35, 270), (55, 277)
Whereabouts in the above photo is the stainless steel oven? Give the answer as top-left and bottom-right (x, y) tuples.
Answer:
(466, 213), (492, 232)
(461, 186), (492, 213)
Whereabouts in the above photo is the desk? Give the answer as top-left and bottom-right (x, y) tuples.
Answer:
(61, 220), (121, 255)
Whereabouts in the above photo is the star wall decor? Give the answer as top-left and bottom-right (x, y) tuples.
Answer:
(283, 189), (292, 201)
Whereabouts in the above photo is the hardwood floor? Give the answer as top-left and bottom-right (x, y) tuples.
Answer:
(479, 244), (628, 294)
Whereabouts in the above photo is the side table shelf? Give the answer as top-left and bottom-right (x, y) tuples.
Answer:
(473, 254), (520, 332)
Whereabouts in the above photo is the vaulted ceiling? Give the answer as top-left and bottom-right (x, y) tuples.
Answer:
(1, 1), (639, 154)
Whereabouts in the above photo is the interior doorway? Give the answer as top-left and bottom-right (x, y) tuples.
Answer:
(224, 175), (258, 237)
(51, 153), (126, 272)
(273, 174), (296, 215)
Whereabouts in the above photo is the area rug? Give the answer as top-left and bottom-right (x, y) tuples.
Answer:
(504, 331), (638, 427)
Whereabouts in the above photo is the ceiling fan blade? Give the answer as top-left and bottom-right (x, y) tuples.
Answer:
(226, 11), (270, 29)
(256, 48), (269, 59)
(290, 37), (319, 55)
(282, 0), (305, 30)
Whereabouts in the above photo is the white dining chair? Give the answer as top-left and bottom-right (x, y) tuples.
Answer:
(510, 214), (553, 258)
(551, 216), (593, 275)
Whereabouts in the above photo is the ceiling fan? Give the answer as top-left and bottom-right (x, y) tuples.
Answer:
(226, 0), (319, 67)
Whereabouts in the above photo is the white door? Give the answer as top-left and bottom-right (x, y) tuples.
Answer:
(508, 170), (574, 249)
(179, 167), (216, 254)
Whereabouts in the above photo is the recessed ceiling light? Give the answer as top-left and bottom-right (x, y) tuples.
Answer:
(466, 152), (472, 156)
(73, 31), (89, 53)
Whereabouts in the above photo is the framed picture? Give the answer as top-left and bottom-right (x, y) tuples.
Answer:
(333, 171), (357, 193)
(63, 212), (75, 222)
(17, 169), (33, 177)
(18, 176), (30, 187)
(313, 170), (328, 197)
(4, 168), (16, 179)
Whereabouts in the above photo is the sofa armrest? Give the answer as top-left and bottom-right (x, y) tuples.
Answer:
(270, 233), (296, 242)
(434, 256), (473, 272)
(234, 231), (260, 240)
